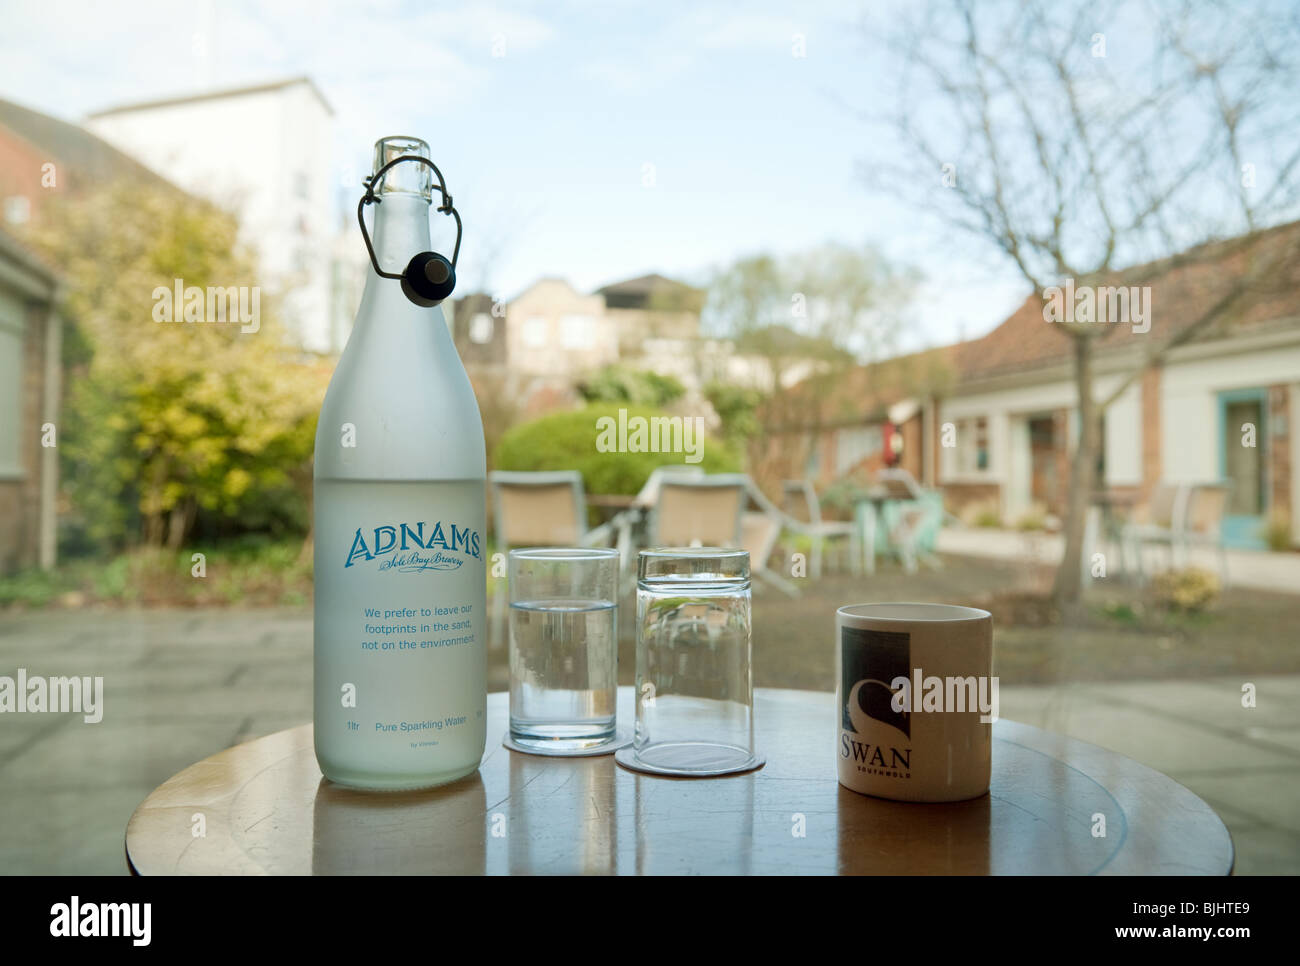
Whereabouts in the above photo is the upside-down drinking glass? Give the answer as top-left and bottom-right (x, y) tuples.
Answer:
(616, 547), (762, 777)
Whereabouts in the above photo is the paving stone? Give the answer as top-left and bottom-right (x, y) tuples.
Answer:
(0, 785), (149, 876)
(1015, 704), (1298, 775)
(2, 604), (1298, 873)
(1176, 768), (1300, 835)
(1223, 824), (1300, 875)
(1078, 676), (1300, 732)
(0, 718), (239, 792)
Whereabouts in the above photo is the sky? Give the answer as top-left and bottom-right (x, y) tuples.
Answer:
(0, 0), (1032, 352)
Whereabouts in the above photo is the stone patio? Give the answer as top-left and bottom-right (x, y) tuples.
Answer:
(0, 604), (1296, 874)
(937, 525), (1300, 594)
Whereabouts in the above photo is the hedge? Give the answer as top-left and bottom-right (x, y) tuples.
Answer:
(492, 403), (741, 496)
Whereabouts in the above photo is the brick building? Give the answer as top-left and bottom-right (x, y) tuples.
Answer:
(801, 223), (1300, 549)
(0, 228), (60, 574)
(0, 97), (177, 573)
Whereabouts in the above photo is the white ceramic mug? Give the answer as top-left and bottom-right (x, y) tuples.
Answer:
(836, 603), (994, 802)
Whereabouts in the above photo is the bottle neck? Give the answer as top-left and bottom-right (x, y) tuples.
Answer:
(368, 193), (432, 277)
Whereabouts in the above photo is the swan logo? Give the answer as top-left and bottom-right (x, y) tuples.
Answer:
(841, 627), (910, 737)
(840, 627), (912, 776)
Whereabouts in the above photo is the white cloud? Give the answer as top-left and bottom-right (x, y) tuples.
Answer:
(684, 10), (809, 51)
(0, 0), (555, 120)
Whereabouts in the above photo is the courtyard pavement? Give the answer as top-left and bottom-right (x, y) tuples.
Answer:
(0, 605), (1296, 875)
(937, 525), (1300, 594)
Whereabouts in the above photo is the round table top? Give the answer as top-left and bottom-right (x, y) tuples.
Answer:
(125, 688), (1233, 875)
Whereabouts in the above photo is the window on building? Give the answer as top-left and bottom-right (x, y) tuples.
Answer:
(952, 416), (989, 474)
(1096, 412), (1106, 484)
(834, 424), (883, 476)
(522, 316), (547, 348)
(4, 196), (31, 226)
(0, 291), (23, 476)
(469, 312), (494, 344)
(560, 314), (596, 349)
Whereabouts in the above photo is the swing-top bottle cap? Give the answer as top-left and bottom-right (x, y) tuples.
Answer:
(372, 136), (433, 199)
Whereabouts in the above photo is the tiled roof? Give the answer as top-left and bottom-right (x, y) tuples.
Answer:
(597, 272), (703, 311)
(768, 345), (957, 431)
(0, 96), (170, 190)
(87, 76), (333, 118)
(956, 220), (1300, 383)
(596, 272), (700, 296)
(784, 221), (1300, 426)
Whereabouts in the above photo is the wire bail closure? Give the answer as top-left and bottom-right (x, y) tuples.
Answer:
(356, 154), (462, 281)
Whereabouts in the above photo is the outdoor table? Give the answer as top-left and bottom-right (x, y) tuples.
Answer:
(125, 687), (1233, 875)
(584, 494), (640, 510)
(1091, 489), (1141, 568)
(586, 494), (647, 571)
(852, 486), (891, 567)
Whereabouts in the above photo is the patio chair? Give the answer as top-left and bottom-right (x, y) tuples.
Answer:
(646, 474), (745, 548)
(644, 473), (800, 596)
(596, 465), (708, 575)
(1181, 482), (1231, 585)
(782, 479), (862, 578)
(487, 470), (632, 647)
(876, 468), (942, 574)
(1123, 481), (1193, 581)
(633, 465), (705, 508)
(737, 481), (808, 596)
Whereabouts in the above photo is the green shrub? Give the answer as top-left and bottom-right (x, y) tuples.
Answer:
(92, 555), (136, 602)
(703, 380), (763, 445)
(1099, 600), (1140, 625)
(962, 500), (1002, 528)
(1151, 568), (1220, 613)
(0, 537), (316, 610)
(1263, 512), (1293, 552)
(492, 404), (741, 496)
(578, 365), (686, 408)
(0, 568), (66, 608)
(1014, 505), (1047, 532)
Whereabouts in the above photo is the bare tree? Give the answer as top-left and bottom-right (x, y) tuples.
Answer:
(704, 244), (916, 488)
(862, 0), (1300, 603)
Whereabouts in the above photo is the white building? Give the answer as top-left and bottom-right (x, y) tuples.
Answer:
(86, 77), (337, 352)
(804, 224), (1300, 551)
(934, 224), (1300, 551)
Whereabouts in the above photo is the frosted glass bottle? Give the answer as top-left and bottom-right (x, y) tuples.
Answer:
(313, 136), (487, 790)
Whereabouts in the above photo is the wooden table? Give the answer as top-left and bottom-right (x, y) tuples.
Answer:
(126, 688), (1233, 875)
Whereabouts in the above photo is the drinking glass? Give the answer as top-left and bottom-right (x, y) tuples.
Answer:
(616, 547), (762, 776)
(508, 547), (620, 752)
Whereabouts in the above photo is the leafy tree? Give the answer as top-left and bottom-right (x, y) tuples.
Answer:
(32, 183), (327, 550)
(702, 242), (916, 488)
(577, 364), (686, 408)
(703, 380), (763, 447)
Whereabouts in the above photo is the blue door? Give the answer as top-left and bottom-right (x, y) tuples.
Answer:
(1217, 388), (1269, 550)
